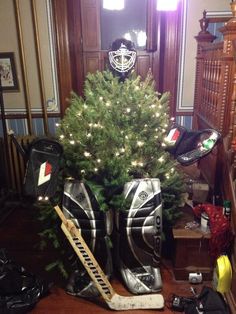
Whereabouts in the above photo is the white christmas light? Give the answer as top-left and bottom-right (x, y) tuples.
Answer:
(60, 135), (65, 139)
(120, 148), (126, 153)
(106, 101), (111, 107)
(94, 168), (98, 172)
(126, 108), (131, 113)
(97, 158), (101, 163)
(87, 133), (92, 138)
(158, 156), (164, 163)
(115, 152), (120, 156)
(137, 141), (144, 147)
(99, 96), (103, 101)
(84, 151), (91, 157)
(69, 140), (75, 145)
(155, 113), (160, 117)
(55, 123), (60, 127)
(81, 169), (85, 174)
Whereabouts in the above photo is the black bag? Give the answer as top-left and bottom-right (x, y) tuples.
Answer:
(0, 249), (49, 314)
(185, 286), (229, 314)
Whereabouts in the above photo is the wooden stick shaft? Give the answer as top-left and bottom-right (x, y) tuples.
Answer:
(54, 206), (115, 301)
(54, 205), (164, 310)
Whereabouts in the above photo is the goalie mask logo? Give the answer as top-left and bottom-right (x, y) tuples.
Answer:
(38, 161), (52, 186)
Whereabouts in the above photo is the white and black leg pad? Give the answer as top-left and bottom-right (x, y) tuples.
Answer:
(115, 179), (162, 294)
(62, 179), (113, 298)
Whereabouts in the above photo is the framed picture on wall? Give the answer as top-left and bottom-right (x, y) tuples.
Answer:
(0, 52), (19, 91)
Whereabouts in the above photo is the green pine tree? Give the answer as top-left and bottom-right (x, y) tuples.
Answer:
(56, 70), (185, 223)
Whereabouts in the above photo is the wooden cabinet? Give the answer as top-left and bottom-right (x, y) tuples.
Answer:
(172, 210), (213, 281)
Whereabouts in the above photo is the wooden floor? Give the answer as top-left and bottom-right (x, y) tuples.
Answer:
(0, 204), (210, 314)
(30, 261), (210, 314)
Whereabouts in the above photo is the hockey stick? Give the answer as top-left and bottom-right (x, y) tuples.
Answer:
(54, 205), (164, 310)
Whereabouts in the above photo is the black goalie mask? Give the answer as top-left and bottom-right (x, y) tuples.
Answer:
(108, 38), (136, 81)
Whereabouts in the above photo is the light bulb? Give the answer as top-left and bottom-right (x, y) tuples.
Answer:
(137, 141), (144, 147)
(84, 151), (91, 157)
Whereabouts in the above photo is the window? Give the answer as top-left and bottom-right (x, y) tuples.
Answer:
(101, 0), (147, 50)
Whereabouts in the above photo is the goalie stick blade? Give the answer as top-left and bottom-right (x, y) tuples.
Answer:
(107, 293), (164, 310)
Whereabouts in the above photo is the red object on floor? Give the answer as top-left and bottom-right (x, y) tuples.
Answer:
(193, 203), (233, 260)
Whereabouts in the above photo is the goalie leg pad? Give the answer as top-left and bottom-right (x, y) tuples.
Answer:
(63, 179), (112, 297)
(115, 179), (162, 294)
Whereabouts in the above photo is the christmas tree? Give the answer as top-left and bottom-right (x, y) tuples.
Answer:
(56, 70), (185, 224)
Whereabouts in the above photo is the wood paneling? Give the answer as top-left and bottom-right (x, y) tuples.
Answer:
(83, 52), (102, 74)
(80, 0), (101, 51)
(135, 53), (153, 79)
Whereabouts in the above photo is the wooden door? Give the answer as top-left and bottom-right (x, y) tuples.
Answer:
(52, 0), (183, 116)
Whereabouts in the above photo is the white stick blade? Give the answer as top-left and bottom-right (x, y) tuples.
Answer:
(107, 293), (164, 310)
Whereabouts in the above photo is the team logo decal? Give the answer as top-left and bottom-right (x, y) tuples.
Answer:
(76, 192), (85, 202)
(38, 161), (52, 186)
(138, 191), (148, 200)
(166, 127), (180, 145)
